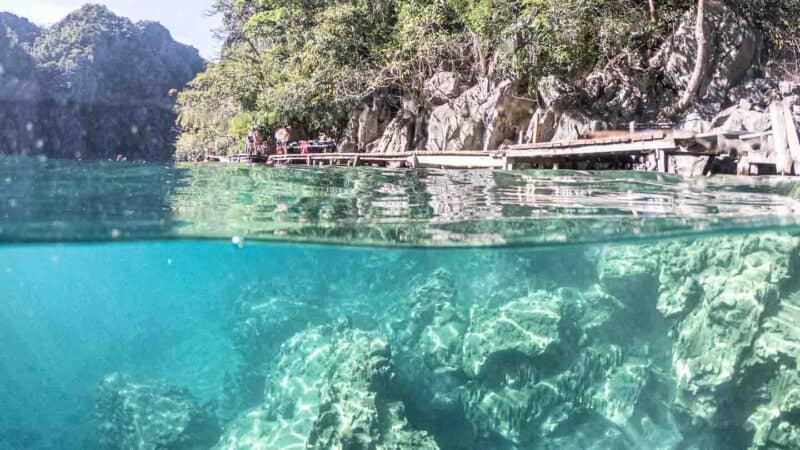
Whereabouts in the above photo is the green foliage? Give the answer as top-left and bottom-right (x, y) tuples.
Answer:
(177, 0), (798, 156)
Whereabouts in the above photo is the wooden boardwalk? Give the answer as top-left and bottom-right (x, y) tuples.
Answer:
(267, 132), (720, 174)
(259, 102), (799, 176)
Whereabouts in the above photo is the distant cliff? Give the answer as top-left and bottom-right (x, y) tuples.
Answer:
(0, 4), (205, 160)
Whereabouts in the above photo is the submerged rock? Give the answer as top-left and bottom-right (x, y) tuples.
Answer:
(208, 232), (800, 450)
(661, 236), (798, 424)
(598, 245), (660, 307)
(216, 323), (438, 449)
(94, 373), (221, 450)
(462, 291), (569, 378)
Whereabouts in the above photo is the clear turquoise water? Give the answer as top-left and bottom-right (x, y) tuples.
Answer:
(2, 158), (800, 449)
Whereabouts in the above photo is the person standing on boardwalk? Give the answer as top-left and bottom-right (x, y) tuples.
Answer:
(275, 127), (291, 155)
(245, 128), (256, 156)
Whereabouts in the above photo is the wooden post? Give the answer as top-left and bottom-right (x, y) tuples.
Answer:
(782, 102), (800, 174)
(770, 100), (791, 175)
(656, 149), (667, 172)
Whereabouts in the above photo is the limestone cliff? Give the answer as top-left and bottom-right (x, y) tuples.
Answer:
(0, 5), (205, 161)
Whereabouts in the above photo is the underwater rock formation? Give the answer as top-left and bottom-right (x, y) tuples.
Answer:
(216, 322), (439, 449)
(462, 291), (569, 378)
(380, 268), (669, 449)
(89, 233), (800, 450)
(94, 373), (221, 450)
(599, 233), (800, 449)
(227, 282), (330, 364)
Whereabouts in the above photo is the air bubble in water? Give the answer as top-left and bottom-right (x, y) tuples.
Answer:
(232, 236), (244, 248)
(131, 125), (139, 135)
(35, 139), (44, 149)
(8, 199), (17, 208)
(111, 229), (121, 239)
(25, 122), (34, 132)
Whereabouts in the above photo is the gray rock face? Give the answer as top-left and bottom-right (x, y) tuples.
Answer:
(425, 72), (465, 106)
(426, 80), (490, 151)
(94, 373), (221, 450)
(358, 101), (392, 151)
(0, 5), (204, 160)
(344, 75), (539, 153)
(653, 0), (760, 105)
(711, 105), (770, 133)
(0, 12), (39, 46)
(370, 97), (419, 153)
(426, 79), (533, 151)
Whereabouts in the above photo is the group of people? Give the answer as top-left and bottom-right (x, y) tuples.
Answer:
(245, 126), (292, 156)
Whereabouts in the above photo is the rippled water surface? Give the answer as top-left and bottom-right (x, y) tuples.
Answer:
(2, 157), (800, 450)
(3, 157), (800, 245)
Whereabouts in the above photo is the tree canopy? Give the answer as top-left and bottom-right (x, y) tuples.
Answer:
(176, 0), (799, 158)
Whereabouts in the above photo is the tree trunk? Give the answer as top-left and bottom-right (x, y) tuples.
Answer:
(664, 0), (706, 118)
(648, 0), (657, 23)
(471, 32), (487, 77)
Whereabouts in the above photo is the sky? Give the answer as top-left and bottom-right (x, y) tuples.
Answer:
(2, 0), (223, 59)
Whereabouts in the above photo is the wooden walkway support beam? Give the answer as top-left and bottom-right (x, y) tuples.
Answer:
(770, 101), (791, 175)
(783, 101), (800, 175)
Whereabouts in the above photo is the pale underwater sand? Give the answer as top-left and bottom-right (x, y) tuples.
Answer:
(0, 232), (799, 449)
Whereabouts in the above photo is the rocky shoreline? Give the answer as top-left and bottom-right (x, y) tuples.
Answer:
(337, 1), (799, 156)
(175, 0), (800, 162)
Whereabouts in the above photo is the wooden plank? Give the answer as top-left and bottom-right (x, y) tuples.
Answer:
(770, 100), (791, 174)
(783, 102), (800, 173)
(415, 154), (504, 169)
(507, 139), (677, 159)
(745, 151), (775, 165)
(504, 131), (666, 151)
